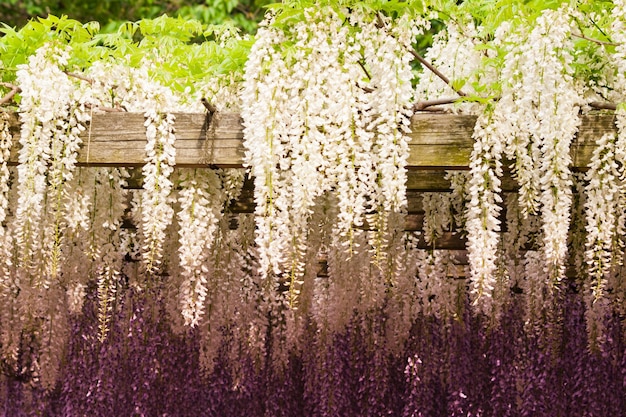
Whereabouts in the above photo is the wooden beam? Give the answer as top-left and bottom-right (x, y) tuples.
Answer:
(3, 111), (617, 169)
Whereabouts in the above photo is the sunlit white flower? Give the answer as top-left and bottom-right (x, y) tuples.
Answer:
(497, 8), (580, 281)
(242, 7), (415, 295)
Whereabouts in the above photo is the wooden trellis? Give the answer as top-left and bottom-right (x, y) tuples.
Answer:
(5, 111), (616, 170)
(2, 110), (618, 258)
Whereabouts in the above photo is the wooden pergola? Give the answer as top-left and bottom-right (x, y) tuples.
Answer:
(5, 111), (614, 169)
(3, 110), (618, 258)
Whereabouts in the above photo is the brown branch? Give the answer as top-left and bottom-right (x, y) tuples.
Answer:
(414, 98), (619, 113)
(0, 83), (20, 106)
(373, 12), (468, 98)
(85, 103), (126, 112)
(414, 97), (461, 111)
(572, 33), (617, 46)
(201, 98), (217, 113)
(94, 106), (125, 112)
(64, 71), (93, 84)
(589, 101), (617, 111)
(410, 50), (468, 97)
(357, 60), (372, 81)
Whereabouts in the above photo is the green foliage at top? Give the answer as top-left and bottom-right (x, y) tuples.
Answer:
(0, 0), (273, 34)
(0, 14), (252, 96)
(266, 0), (428, 24)
(176, 0), (272, 33)
(0, 0), (621, 106)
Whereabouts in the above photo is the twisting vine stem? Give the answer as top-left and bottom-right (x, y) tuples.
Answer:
(0, 83), (20, 106)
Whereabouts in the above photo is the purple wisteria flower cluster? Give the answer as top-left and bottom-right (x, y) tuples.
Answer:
(1, 283), (624, 416)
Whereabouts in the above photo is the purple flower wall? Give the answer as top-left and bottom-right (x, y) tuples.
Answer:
(1, 285), (625, 417)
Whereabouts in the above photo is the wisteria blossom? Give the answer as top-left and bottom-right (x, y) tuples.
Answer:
(242, 7), (418, 303)
(0, 3), (626, 411)
(15, 43), (92, 283)
(498, 8), (581, 281)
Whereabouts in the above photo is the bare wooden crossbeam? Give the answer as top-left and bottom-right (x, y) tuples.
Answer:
(4, 111), (617, 170)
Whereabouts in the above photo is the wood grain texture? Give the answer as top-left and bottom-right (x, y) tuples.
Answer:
(4, 110), (616, 171)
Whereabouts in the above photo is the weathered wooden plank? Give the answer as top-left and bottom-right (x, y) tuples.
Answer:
(4, 110), (616, 170)
(408, 112), (617, 168)
(405, 171), (527, 192)
(407, 113), (474, 169)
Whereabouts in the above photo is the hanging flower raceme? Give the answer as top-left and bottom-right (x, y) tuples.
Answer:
(0, 112), (13, 283)
(87, 61), (180, 275)
(465, 107), (504, 312)
(581, 108), (626, 348)
(0, 113), (16, 369)
(114, 63), (179, 274)
(14, 43), (92, 283)
(141, 108), (177, 273)
(354, 12), (416, 271)
(9, 41), (98, 390)
(242, 7), (417, 304)
(498, 8), (581, 282)
(90, 168), (129, 341)
(177, 168), (238, 327)
(583, 127), (626, 300)
(611, 0), (626, 98)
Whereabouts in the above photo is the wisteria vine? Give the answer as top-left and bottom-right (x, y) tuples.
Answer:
(0, 1), (625, 412)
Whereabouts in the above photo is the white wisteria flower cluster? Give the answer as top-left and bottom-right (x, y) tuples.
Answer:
(583, 126), (626, 300)
(87, 61), (181, 274)
(15, 43), (92, 283)
(421, 192), (453, 246)
(177, 169), (231, 327)
(0, 113), (13, 284)
(580, 106), (626, 347)
(131, 66), (179, 273)
(242, 7), (418, 298)
(465, 109), (504, 311)
(4, 2), (626, 388)
(414, 19), (483, 113)
(611, 0), (626, 100)
(91, 168), (130, 341)
(463, 7), (582, 311)
(497, 8), (580, 281)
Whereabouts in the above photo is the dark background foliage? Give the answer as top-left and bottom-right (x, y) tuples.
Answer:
(0, 0), (272, 33)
